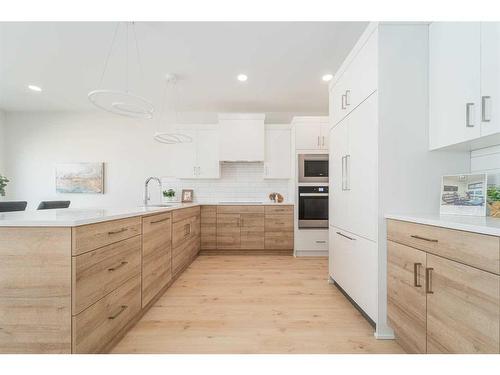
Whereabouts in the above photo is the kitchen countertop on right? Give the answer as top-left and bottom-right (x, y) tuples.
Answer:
(385, 213), (500, 237)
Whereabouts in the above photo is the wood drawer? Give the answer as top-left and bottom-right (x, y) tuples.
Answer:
(265, 205), (293, 215)
(265, 214), (293, 232)
(172, 206), (200, 223)
(72, 274), (141, 353)
(387, 219), (500, 275)
(72, 236), (141, 315)
(265, 231), (294, 249)
(72, 217), (142, 255)
(172, 235), (200, 276)
(217, 205), (265, 214)
(172, 215), (200, 248)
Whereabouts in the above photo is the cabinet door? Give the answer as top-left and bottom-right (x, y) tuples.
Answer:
(141, 213), (172, 307)
(264, 128), (291, 179)
(294, 123), (321, 150)
(429, 22), (481, 149)
(329, 118), (349, 230)
(346, 93), (378, 241)
(216, 214), (240, 249)
(330, 72), (350, 126)
(387, 241), (427, 354)
(219, 118), (264, 161)
(240, 213), (264, 249)
(426, 254), (500, 353)
(319, 123), (330, 150)
(480, 22), (500, 137)
(196, 129), (220, 179)
(173, 129), (197, 178)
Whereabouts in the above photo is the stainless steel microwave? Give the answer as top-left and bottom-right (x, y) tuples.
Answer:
(298, 154), (329, 183)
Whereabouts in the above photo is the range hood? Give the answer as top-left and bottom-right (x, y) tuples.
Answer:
(218, 113), (265, 162)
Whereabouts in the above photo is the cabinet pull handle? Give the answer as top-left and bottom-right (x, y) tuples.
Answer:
(336, 231), (355, 241)
(466, 103), (475, 127)
(322, 136), (325, 147)
(413, 262), (422, 287)
(410, 234), (438, 243)
(317, 136), (320, 147)
(184, 223), (191, 236)
(345, 90), (350, 106)
(108, 261), (128, 272)
(315, 240), (327, 244)
(108, 228), (128, 235)
(151, 217), (170, 224)
(482, 96), (491, 122)
(108, 305), (128, 320)
(345, 154), (350, 191)
(425, 268), (434, 294)
(341, 156), (346, 191)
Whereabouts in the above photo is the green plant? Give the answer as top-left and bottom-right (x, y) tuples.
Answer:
(163, 189), (176, 198)
(0, 175), (9, 197)
(487, 186), (500, 202)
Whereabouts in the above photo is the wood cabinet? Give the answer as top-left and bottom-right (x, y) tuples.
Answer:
(387, 219), (500, 354)
(216, 213), (241, 249)
(292, 117), (329, 150)
(141, 212), (172, 307)
(174, 127), (220, 179)
(264, 125), (291, 179)
(387, 241), (427, 354)
(264, 205), (293, 250)
(201, 206), (217, 249)
(172, 207), (200, 276)
(241, 213), (265, 249)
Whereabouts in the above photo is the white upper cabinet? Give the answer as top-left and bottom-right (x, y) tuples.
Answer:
(218, 113), (265, 161)
(330, 29), (378, 126)
(174, 127), (220, 179)
(429, 22), (481, 150)
(480, 23), (500, 137)
(292, 117), (329, 150)
(264, 126), (291, 179)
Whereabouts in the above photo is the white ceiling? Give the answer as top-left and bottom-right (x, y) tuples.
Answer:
(0, 22), (367, 116)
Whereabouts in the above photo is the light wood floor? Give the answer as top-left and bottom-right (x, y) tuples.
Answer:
(111, 255), (404, 354)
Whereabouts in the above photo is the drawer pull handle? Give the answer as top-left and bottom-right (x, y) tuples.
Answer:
(410, 235), (438, 243)
(316, 240), (327, 244)
(184, 223), (191, 236)
(108, 305), (128, 320)
(151, 217), (170, 224)
(336, 231), (355, 241)
(108, 228), (128, 235)
(413, 263), (422, 287)
(425, 268), (434, 294)
(108, 261), (128, 272)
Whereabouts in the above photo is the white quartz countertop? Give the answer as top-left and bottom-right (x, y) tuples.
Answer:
(0, 202), (294, 227)
(385, 213), (500, 237)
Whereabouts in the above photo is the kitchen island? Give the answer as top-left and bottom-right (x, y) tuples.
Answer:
(0, 203), (294, 353)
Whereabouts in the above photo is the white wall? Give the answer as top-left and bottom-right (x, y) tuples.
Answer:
(3, 111), (178, 209)
(0, 110), (5, 176)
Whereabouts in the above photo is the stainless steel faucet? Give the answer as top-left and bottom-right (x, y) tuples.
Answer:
(144, 177), (161, 206)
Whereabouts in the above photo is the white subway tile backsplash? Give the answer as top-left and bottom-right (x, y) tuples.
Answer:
(161, 162), (291, 203)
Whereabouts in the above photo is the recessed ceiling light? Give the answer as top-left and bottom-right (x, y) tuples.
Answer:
(237, 74), (248, 82)
(322, 74), (333, 82)
(28, 84), (42, 92)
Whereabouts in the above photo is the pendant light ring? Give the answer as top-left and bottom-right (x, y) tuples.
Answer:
(88, 89), (154, 119)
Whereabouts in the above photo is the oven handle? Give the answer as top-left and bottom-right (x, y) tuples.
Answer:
(299, 193), (329, 197)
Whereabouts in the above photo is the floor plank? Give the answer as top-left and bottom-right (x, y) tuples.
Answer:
(111, 255), (404, 354)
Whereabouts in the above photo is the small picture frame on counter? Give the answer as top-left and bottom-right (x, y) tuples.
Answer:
(181, 189), (194, 203)
(440, 173), (487, 216)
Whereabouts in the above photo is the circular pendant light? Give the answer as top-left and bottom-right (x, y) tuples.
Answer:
(88, 22), (154, 119)
(153, 74), (193, 144)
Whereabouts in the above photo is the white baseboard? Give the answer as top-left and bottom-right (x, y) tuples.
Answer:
(295, 250), (328, 257)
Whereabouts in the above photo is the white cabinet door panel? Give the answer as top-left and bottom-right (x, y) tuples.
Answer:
(264, 128), (291, 179)
(346, 93), (378, 242)
(429, 22), (481, 149)
(294, 123), (322, 150)
(481, 22), (500, 137)
(173, 129), (197, 179)
(196, 129), (220, 179)
(219, 119), (264, 161)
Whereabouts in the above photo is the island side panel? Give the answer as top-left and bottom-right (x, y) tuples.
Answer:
(0, 227), (72, 353)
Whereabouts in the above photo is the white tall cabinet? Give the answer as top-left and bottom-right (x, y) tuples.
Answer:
(264, 125), (291, 179)
(429, 22), (500, 149)
(328, 23), (470, 337)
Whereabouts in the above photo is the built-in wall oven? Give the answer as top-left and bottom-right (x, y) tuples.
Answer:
(298, 186), (329, 228)
(298, 154), (329, 183)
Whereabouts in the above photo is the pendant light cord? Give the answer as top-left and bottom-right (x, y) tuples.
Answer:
(98, 22), (120, 89)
